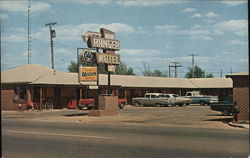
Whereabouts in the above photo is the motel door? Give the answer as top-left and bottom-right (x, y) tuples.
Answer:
(53, 87), (61, 109)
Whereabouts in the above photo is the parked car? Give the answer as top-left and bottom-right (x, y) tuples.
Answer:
(163, 94), (191, 106)
(183, 91), (219, 106)
(132, 93), (170, 107)
(67, 98), (127, 110)
(210, 96), (234, 116)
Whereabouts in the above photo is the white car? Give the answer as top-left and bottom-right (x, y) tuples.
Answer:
(163, 94), (191, 106)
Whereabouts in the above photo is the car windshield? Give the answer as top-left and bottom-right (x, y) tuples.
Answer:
(173, 94), (179, 97)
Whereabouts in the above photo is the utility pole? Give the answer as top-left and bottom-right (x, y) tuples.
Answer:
(45, 22), (57, 69)
(220, 68), (223, 78)
(27, 0), (31, 64)
(189, 54), (198, 78)
(170, 62), (182, 78)
(168, 65), (171, 77)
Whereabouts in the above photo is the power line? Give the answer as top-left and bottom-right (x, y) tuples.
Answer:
(170, 61), (182, 78)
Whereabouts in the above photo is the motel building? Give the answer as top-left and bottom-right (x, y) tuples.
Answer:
(1, 64), (234, 111)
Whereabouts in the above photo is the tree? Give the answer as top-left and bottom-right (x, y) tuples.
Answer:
(68, 61), (78, 72)
(67, 61), (135, 75)
(115, 62), (136, 75)
(185, 65), (214, 78)
(206, 73), (214, 78)
(142, 62), (168, 77)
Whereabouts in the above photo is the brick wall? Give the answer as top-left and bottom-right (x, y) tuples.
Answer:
(231, 76), (249, 122)
(1, 89), (15, 110)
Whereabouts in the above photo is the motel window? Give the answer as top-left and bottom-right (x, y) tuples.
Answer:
(14, 86), (26, 100)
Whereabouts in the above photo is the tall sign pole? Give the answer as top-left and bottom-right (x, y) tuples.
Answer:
(45, 22), (57, 69)
(27, 0), (31, 64)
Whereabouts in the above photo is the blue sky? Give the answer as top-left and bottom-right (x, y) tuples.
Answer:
(0, 0), (248, 78)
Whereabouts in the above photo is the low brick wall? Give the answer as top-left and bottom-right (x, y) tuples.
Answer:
(89, 96), (119, 117)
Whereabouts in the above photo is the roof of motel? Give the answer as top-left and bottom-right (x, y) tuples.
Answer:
(226, 71), (249, 77)
(1, 64), (233, 88)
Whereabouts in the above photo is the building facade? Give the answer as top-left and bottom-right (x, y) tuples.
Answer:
(227, 72), (249, 122)
(1, 64), (233, 111)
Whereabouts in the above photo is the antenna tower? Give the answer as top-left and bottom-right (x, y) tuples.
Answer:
(27, 0), (31, 64)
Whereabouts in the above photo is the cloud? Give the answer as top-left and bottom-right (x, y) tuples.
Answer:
(192, 25), (203, 29)
(116, 0), (185, 6)
(229, 40), (248, 46)
(206, 11), (220, 18)
(3, 23), (140, 44)
(179, 56), (211, 63)
(2, 33), (26, 42)
(55, 48), (74, 55)
(220, 1), (247, 6)
(0, 13), (9, 19)
(214, 19), (248, 36)
(120, 49), (161, 57)
(0, 1), (51, 13)
(190, 35), (213, 40)
(100, 23), (135, 34)
(154, 24), (211, 40)
(154, 25), (180, 34)
(57, 0), (185, 6)
(182, 8), (196, 12)
(191, 13), (202, 18)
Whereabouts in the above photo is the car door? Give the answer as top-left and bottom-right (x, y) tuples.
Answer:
(149, 94), (157, 106)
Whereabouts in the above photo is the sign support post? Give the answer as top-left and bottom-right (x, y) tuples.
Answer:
(81, 28), (121, 116)
(108, 71), (111, 96)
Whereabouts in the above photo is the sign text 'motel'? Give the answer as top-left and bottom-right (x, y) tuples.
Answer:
(88, 37), (120, 51)
(96, 53), (120, 65)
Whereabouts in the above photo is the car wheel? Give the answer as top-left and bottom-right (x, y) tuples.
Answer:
(200, 101), (205, 106)
(156, 104), (161, 107)
(119, 103), (125, 109)
(77, 105), (82, 110)
(134, 102), (140, 107)
(179, 104), (184, 107)
(222, 109), (230, 116)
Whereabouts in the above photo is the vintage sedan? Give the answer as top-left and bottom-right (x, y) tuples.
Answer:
(163, 94), (191, 106)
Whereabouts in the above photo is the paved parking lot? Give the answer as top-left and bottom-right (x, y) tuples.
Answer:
(2, 105), (238, 130)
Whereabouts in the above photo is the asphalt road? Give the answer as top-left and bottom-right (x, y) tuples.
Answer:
(2, 120), (249, 158)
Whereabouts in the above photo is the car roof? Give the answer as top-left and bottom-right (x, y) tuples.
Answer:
(145, 93), (164, 95)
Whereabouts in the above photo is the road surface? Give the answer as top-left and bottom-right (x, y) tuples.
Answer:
(2, 120), (249, 158)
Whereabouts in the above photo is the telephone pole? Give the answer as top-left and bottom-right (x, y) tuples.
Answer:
(168, 65), (171, 77)
(170, 61), (182, 78)
(189, 54), (198, 78)
(45, 22), (57, 69)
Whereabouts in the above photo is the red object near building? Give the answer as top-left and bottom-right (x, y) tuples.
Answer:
(67, 100), (78, 109)
(67, 98), (126, 109)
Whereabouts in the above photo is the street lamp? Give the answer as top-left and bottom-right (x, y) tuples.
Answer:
(45, 22), (57, 69)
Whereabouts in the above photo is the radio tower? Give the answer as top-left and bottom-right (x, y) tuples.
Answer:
(27, 0), (31, 64)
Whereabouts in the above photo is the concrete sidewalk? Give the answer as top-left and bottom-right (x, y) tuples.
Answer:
(229, 122), (249, 129)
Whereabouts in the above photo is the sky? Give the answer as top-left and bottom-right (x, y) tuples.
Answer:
(0, 0), (248, 78)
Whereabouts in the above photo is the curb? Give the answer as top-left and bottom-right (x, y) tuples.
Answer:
(229, 122), (249, 129)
